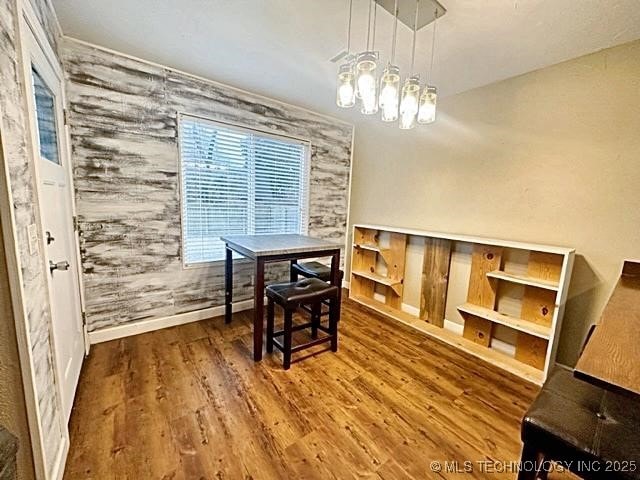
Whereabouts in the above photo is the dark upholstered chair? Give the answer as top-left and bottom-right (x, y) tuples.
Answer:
(518, 364), (640, 480)
(266, 278), (339, 370)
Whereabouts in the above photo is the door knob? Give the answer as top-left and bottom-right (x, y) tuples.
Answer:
(46, 231), (55, 244)
(49, 260), (70, 273)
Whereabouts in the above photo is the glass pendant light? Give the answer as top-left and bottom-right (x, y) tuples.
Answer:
(379, 0), (400, 122)
(356, 1), (378, 114)
(418, 85), (437, 124)
(336, 0), (355, 108)
(357, 51), (379, 114)
(399, 0), (421, 129)
(337, 63), (356, 108)
(418, 7), (439, 123)
(400, 75), (420, 129)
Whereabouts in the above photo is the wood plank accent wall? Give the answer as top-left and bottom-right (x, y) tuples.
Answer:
(61, 38), (354, 333)
(0, 0), (66, 475)
(419, 238), (452, 327)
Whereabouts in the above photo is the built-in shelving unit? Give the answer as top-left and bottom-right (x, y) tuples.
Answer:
(349, 224), (575, 385)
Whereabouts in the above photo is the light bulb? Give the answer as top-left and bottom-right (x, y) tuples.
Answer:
(379, 64), (400, 122)
(418, 85), (437, 124)
(336, 63), (355, 108)
(399, 76), (420, 129)
(355, 51), (378, 114)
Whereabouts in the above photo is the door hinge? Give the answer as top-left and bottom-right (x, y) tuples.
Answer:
(73, 215), (79, 231)
(63, 108), (69, 125)
(82, 311), (87, 325)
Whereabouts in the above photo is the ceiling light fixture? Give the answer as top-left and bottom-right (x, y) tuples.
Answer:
(399, 0), (420, 129)
(356, 0), (379, 114)
(379, 0), (400, 122)
(418, 7), (439, 124)
(336, 0), (356, 108)
(333, 0), (446, 130)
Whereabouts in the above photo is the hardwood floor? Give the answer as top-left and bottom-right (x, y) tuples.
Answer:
(65, 296), (542, 479)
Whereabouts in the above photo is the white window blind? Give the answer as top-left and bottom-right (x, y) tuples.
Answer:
(179, 115), (309, 265)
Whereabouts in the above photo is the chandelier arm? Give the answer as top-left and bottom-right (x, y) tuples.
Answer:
(428, 7), (438, 83)
(366, 0), (373, 50)
(347, 0), (353, 54)
(391, 0), (399, 64)
(372, 1), (378, 50)
(410, 0), (420, 74)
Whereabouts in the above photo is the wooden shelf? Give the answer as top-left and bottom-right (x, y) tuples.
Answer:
(353, 243), (392, 263)
(350, 295), (545, 385)
(486, 270), (559, 291)
(352, 270), (402, 295)
(457, 303), (551, 339)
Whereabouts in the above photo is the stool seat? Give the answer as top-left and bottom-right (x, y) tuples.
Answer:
(519, 365), (640, 480)
(291, 261), (345, 283)
(266, 278), (338, 309)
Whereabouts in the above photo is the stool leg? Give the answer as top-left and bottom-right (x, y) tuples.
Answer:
(517, 443), (545, 480)
(266, 298), (274, 354)
(283, 309), (293, 370)
(329, 295), (338, 352)
(311, 302), (320, 339)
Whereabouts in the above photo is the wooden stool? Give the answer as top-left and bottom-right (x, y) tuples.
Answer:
(290, 260), (344, 317)
(266, 278), (339, 370)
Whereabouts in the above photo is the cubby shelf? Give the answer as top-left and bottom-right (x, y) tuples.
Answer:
(350, 223), (575, 384)
(350, 295), (545, 385)
(351, 269), (403, 295)
(456, 303), (551, 339)
(486, 270), (559, 291)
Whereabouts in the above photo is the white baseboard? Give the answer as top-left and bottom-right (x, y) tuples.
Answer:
(342, 280), (350, 289)
(88, 299), (255, 344)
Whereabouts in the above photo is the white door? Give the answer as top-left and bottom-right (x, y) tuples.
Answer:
(24, 25), (85, 422)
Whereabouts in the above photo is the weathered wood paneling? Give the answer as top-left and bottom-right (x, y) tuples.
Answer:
(62, 38), (353, 333)
(0, 0), (66, 476)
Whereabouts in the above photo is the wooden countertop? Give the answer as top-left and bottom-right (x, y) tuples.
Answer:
(575, 260), (640, 396)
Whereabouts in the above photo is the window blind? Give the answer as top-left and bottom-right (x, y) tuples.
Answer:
(179, 115), (309, 264)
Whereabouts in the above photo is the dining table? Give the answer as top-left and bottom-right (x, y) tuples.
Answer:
(574, 260), (640, 396)
(221, 233), (342, 361)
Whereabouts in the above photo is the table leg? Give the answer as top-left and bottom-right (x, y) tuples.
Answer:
(225, 245), (233, 324)
(330, 250), (341, 322)
(253, 257), (265, 361)
(290, 259), (298, 282)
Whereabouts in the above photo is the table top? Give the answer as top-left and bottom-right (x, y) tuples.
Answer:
(575, 260), (640, 396)
(221, 234), (342, 258)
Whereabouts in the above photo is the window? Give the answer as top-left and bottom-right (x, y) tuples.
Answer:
(179, 115), (310, 265)
(31, 66), (60, 164)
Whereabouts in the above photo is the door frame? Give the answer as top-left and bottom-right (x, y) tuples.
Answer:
(1, 1), (87, 478)
(20, 1), (88, 349)
(20, 0), (87, 419)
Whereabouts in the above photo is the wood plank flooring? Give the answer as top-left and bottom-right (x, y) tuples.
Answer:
(65, 296), (542, 479)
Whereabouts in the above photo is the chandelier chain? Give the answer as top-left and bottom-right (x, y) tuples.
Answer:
(391, 0), (399, 64)
(346, 0), (353, 54)
(410, 0), (420, 73)
(372, 1), (378, 50)
(428, 7), (438, 83)
(365, 0), (373, 50)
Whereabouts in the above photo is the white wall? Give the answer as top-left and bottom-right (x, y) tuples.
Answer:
(349, 39), (640, 366)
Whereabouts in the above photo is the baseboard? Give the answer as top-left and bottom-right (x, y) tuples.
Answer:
(342, 280), (350, 289)
(88, 299), (255, 344)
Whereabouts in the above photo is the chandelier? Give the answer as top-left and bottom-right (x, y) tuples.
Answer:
(335, 0), (443, 129)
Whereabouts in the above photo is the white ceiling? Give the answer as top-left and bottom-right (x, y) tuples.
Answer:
(52, 0), (640, 126)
